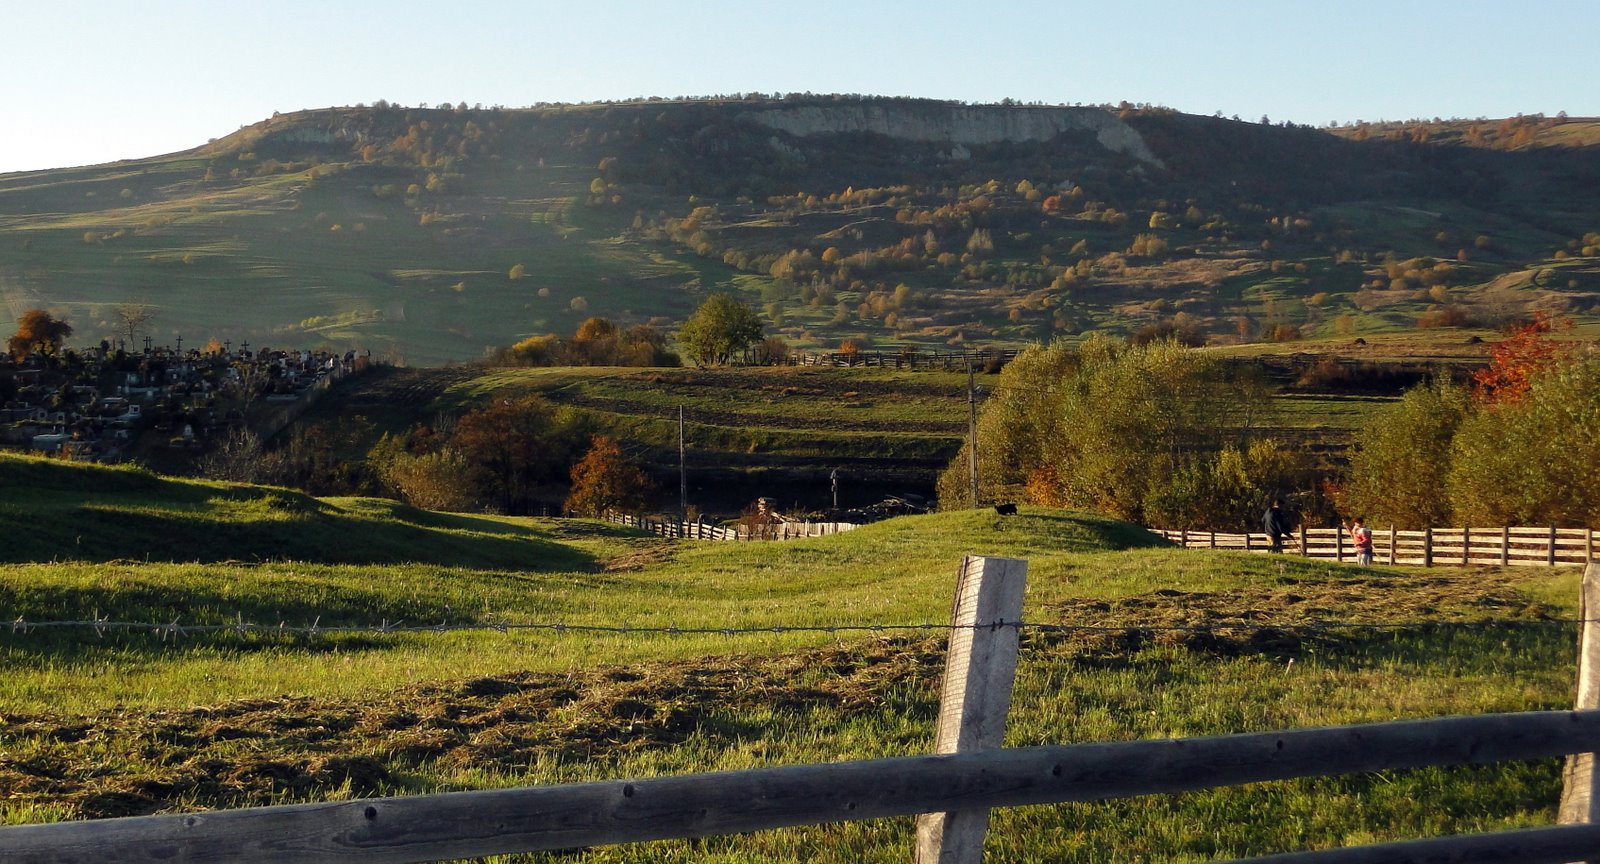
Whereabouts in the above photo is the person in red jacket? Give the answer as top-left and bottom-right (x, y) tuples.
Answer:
(1349, 516), (1374, 566)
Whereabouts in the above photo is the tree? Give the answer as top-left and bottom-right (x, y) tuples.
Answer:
(1448, 354), (1600, 526)
(9, 309), (73, 359)
(452, 395), (587, 513)
(1471, 314), (1571, 404)
(676, 293), (764, 366)
(564, 435), (656, 517)
(116, 302), (158, 348)
(1343, 378), (1473, 528)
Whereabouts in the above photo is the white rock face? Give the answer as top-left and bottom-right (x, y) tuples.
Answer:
(746, 105), (1163, 167)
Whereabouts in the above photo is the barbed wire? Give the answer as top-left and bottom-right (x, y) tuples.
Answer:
(1, 612), (1582, 642)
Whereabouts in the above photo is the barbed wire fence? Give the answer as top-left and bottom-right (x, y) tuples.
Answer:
(2, 611), (1583, 643)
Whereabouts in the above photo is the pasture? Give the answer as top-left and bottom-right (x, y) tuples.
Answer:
(0, 454), (1583, 861)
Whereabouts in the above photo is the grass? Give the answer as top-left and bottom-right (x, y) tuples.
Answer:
(0, 455), (1586, 860)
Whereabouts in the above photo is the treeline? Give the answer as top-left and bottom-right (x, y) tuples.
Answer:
(947, 320), (1600, 532)
(938, 337), (1324, 530)
(491, 317), (679, 368)
(1342, 317), (1600, 527)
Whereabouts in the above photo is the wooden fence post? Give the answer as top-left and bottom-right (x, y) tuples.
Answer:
(1336, 527), (1344, 563)
(1244, 533), (1252, 552)
(1209, 531), (1216, 549)
(1462, 526), (1472, 566)
(1424, 526), (1434, 568)
(1502, 526), (1511, 567)
(1551, 524), (1560, 567)
(1299, 524), (1307, 557)
(1561, 562), (1600, 827)
(914, 555), (1029, 864)
(1388, 525), (1396, 566)
(1589, 529), (1596, 563)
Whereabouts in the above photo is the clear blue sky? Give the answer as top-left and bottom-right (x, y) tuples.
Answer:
(3, 0), (1594, 174)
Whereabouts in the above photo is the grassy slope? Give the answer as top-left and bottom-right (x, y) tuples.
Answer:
(0, 455), (1583, 860)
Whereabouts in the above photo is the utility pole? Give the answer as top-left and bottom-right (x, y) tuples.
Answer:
(678, 406), (687, 523)
(967, 363), (979, 507)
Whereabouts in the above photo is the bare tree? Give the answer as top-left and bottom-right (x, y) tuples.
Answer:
(116, 302), (158, 348)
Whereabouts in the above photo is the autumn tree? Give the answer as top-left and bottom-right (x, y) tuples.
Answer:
(1471, 314), (1572, 403)
(8, 309), (73, 359)
(564, 435), (656, 517)
(452, 395), (587, 513)
(677, 293), (764, 366)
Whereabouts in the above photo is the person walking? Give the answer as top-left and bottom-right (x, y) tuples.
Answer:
(1263, 498), (1291, 553)
(1350, 516), (1374, 566)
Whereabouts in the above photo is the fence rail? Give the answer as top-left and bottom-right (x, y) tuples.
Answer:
(1155, 525), (1599, 567)
(3, 710), (1597, 864)
(606, 512), (858, 541)
(783, 347), (1020, 370)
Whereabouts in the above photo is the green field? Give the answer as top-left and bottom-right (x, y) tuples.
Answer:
(0, 452), (1582, 861)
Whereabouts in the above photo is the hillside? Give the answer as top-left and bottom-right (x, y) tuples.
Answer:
(1, 97), (1597, 365)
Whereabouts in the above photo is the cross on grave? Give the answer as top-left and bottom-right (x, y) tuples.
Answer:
(176, 335), (183, 352)
(240, 340), (250, 356)
(143, 336), (153, 354)
(224, 340), (232, 354)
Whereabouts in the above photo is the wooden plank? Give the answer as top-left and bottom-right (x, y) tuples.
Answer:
(5, 711), (1600, 864)
(1213, 823), (1600, 864)
(1562, 562), (1600, 828)
(915, 556), (1029, 864)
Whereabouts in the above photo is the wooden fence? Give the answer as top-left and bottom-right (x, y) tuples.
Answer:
(1155, 525), (1599, 567)
(606, 512), (859, 541)
(7, 560), (1600, 864)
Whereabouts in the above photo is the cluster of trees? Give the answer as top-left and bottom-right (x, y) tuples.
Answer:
(939, 337), (1311, 529)
(1343, 319), (1599, 527)
(366, 395), (659, 516)
(369, 395), (591, 513)
(496, 317), (679, 368)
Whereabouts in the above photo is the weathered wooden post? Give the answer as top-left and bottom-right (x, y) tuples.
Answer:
(1244, 533), (1252, 552)
(1502, 526), (1511, 567)
(1424, 526), (1434, 568)
(914, 555), (1028, 864)
(1388, 525), (1397, 566)
(1463, 526), (1472, 566)
(1560, 562), (1600, 833)
(1299, 523), (1308, 557)
(1589, 528), (1596, 563)
(1336, 527), (1344, 562)
(1551, 524), (1560, 567)
(1209, 531), (1216, 549)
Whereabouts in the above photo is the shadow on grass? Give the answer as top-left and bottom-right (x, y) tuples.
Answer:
(0, 500), (597, 570)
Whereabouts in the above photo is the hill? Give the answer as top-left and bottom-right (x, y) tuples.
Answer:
(2, 97), (1597, 365)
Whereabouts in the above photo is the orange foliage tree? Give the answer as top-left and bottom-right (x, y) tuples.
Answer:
(8, 308), (73, 359)
(564, 435), (656, 517)
(1471, 314), (1572, 403)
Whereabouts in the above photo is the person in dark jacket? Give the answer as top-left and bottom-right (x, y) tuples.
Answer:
(1263, 498), (1291, 553)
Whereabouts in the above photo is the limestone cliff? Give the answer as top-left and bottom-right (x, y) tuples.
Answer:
(745, 104), (1164, 167)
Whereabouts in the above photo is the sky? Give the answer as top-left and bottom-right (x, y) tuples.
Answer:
(2, 0), (1595, 174)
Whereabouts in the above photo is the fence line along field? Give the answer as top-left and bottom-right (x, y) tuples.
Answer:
(0, 452), (1588, 861)
(1159, 525), (1600, 567)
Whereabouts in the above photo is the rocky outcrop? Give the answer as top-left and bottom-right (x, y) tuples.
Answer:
(746, 104), (1163, 167)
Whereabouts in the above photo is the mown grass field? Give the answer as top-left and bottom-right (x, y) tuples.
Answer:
(0, 453), (1584, 861)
